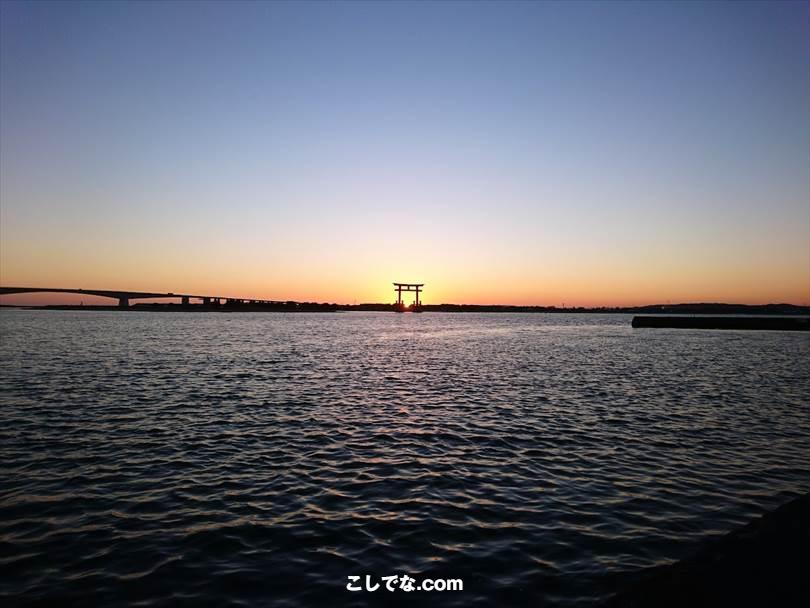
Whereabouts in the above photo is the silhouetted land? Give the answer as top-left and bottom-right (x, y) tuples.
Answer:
(605, 492), (810, 607)
(2, 302), (809, 315)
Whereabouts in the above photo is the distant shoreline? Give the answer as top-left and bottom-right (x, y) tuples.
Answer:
(2, 302), (809, 315)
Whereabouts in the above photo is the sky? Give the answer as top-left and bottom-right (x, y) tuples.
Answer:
(1, 0), (808, 306)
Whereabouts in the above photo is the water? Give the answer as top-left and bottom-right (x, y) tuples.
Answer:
(1, 311), (808, 606)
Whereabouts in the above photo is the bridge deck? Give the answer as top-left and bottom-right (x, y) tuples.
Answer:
(0, 287), (281, 306)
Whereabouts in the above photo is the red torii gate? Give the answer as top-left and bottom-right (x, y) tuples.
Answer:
(393, 282), (423, 313)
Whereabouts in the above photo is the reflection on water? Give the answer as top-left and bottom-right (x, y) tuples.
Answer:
(1, 311), (809, 606)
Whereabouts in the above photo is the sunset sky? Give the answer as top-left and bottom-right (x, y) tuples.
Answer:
(1, 0), (808, 307)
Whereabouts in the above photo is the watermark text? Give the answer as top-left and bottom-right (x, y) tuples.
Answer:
(347, 574), (463, 593)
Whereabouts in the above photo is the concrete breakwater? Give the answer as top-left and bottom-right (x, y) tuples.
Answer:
(632, 315), (809, 331)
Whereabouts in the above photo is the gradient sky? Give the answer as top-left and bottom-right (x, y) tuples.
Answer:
(1, 0), (808, 306)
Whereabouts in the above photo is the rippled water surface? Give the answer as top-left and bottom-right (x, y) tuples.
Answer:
(1, 311), (809, 606)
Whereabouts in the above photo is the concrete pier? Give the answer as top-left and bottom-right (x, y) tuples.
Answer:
(606, 493), (810, 607)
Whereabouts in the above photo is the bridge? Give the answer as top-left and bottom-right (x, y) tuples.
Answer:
(0, 286), (284, 308)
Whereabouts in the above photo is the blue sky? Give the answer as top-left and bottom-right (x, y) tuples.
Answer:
(1, 1), (808, 305)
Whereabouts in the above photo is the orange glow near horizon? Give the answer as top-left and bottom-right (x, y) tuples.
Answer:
(1, 260), (808, 308)
(2, 193), (808, 308)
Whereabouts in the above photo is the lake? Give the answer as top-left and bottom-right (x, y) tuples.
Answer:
(1, 311), (808, 606)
